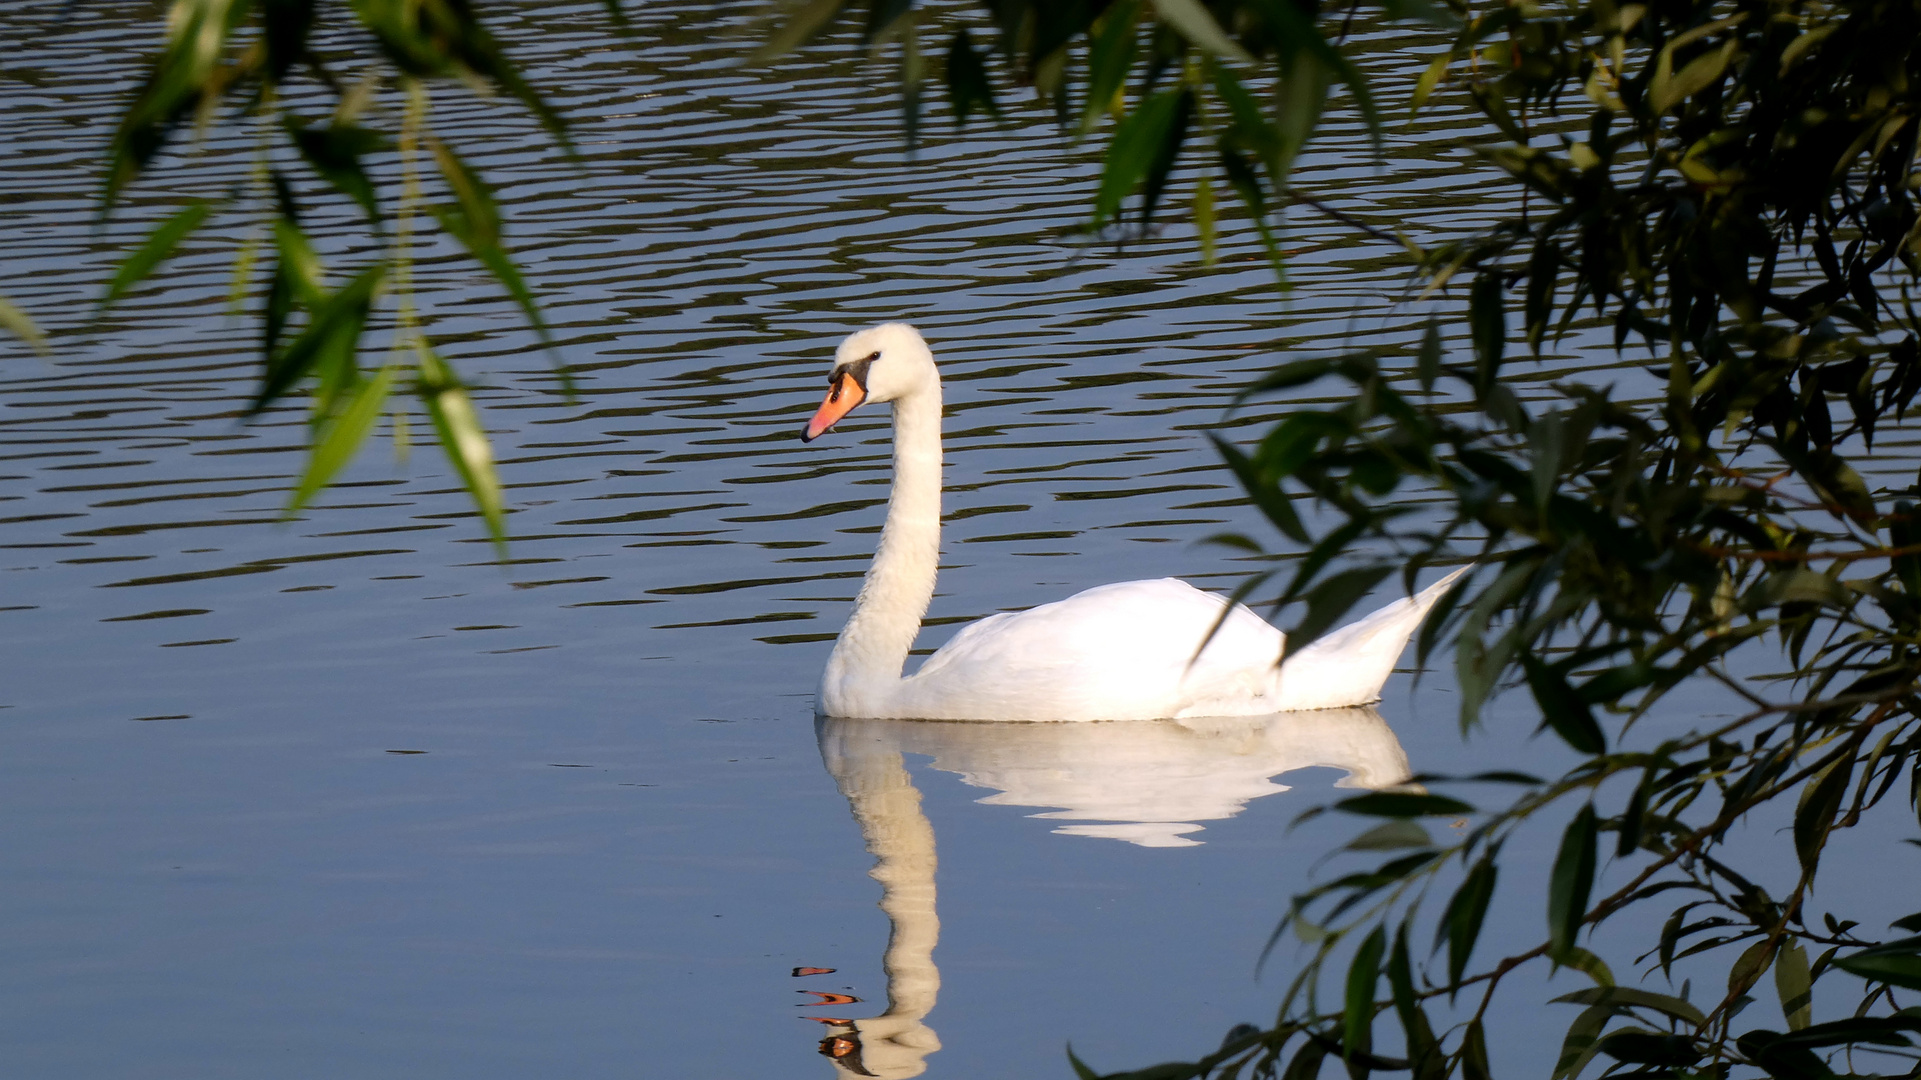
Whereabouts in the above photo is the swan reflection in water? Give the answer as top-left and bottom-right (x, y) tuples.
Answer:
(809, 707), (1413, 1077)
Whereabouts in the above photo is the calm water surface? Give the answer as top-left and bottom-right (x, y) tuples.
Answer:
(5, 4), (1903, 1078)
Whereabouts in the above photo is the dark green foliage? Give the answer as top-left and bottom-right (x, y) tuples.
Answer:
(93, 0), (566, 544)
(1439, 855), (1495, 987)
(945, 28), (1000, 124)
(758, 0), (1418, 247)
(1338, 793), (1475, 818)
(284, 118), (386, 226)
(1835, 937), (1921, 993)
(1344, 925), (1387, 1059)
(1522, 652), (1606, 754)
(784, 2), (1921, 1080)
(99, 201), (219, 310)
(1547, 804), (1597, 963)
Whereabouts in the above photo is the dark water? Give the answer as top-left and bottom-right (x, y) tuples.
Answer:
(5, 4), (1904, 1079)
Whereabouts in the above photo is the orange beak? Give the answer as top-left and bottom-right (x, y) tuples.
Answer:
(802, 371), (866, 442)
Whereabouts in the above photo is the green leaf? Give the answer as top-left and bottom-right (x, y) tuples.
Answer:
(1649, 38), (1736, 115)
(1211, 433), (1308, 544)
(1561, 946), (1615, 987)
(1805, 453), (1875, 520)
(427, 138), (563, 382)
(102, 0), (248, 211)
(1091, 1064), (1207, 1080)
(1280, 521), (1372, 610)
(945, 28), (1000, 125)
(1616, 773), (1648, 857)
(1282, 1037), (1327, 1080)
(427, 136), (501, 246)
(1377, 0), (1457, 26)
(1409, 54), (1448, 116)
(0, 295), (49, 355)
(99, 201), (217, 310)
(1461, 1019), (1492, 1080)
(1834, 937), (1921, 992)
(1794, 754), (1854, 873)
(273, 208), (325, 288)
(1147, 0), (1251, 63)
(418, 342), (507, 550)
(1774, 940), (1812, 1031)
(1468, 272), (1505, 393)
(251, 261), (387, 414)
(1440, 857), (1497, 986)
(1256, 411), (1348, 481)
(288, 363), (397, 514)
(897, 18), (923, 150)
(1596, 1030), (1700, 1067)
(1454, 770), (1546, 785)
(1388, 928), (1445, 1080)
(1094, 89), (1186, 227)
(1347, 821), (1433, 851)
(1216, 145), (1288, 279)
(1415, 321), (1442, 393)
(1235, 355), (1365, 401)
(1138, 89), (1195, 226)
(1194, 175), (1216, 265)
(1892, 500), (1921, 595)
(862, 0), (913, 42)
(1343, 925), (1386, 1057)
(1742, 568), (1852, 613)
(1212, 63), (1283, 179)
(1068, 1043), (1102, 1080)
(1242, 0), (1380, 148)
(285, 120), (386, 226)
(1550, 987), (1707, 1028)
(1761, 1014), (1921, 1048)
(1521, 652), (1606, 754)
(262, 0), (321, 80)
(1728, 939), (1775, 999)
(1523, 242), (1560, 351)
(1734, 1030), (1832, 1080)
(1080, 0), (1139, 134)
(1286, 565), (1396, 654)
(1340, 792), (1473, 818)
(751, 0), (847, 61)
(1551, 1004), (1610, 1080)
(1548, 804), (1597, 962)
(1386, 926), (1417, 1023)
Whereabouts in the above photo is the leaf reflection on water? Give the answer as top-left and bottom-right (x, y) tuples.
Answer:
(812, 708), (1413, 1078)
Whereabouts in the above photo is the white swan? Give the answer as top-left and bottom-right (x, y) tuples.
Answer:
(802, 322), (1464, 722)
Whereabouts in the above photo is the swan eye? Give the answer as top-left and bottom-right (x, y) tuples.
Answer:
(831, 352), (880, 393)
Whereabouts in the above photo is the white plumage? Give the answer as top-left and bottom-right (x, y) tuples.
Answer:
(801, 322), (1464, 722)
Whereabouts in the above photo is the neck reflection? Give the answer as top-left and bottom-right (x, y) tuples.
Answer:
(811, 708), (1412, 1076)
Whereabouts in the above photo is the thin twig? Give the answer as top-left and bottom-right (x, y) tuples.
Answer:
(1283, 188), (1399, 244)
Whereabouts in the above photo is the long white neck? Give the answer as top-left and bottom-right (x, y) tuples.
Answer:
(820, 381), (943, 717)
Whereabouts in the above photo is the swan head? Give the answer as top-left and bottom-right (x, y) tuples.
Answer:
(802, 323), (937, 442)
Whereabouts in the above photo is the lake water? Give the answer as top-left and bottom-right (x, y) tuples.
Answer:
(4, 3), (1902, 1079)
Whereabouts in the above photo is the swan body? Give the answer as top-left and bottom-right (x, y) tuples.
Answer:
(802, 322), (1464, 722)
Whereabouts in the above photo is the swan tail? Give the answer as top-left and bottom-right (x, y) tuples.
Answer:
(1269, 566), (1469, 710)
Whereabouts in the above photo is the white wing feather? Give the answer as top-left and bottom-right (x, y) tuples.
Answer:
(897, 578), (1283, 721)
